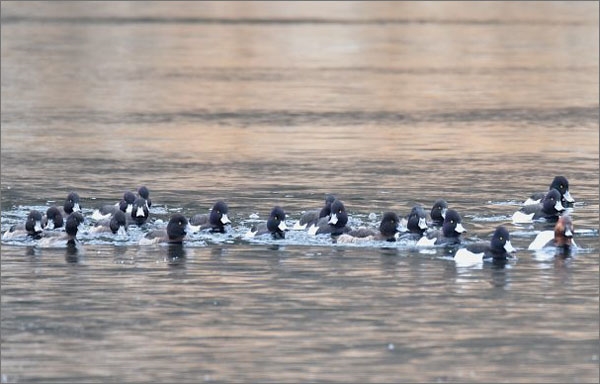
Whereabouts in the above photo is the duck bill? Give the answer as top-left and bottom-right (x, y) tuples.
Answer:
(554, 200), (565, 212)
(441, 208), (447, 219)
(328, 213), (339, 225)
(126, 204), (133, 214)
(73, 203), (81, 212)
(220, 214), (231, 225)
(564, 228), (573, 238)
(455, 223), (466, 233)
(278, 221), (288, 232)
(34, 221), (43, 233)
(136, 207), (146, 217)
(46, 221), (55, 230)
(418, 217), (428, 230)
(504, 240), (516, 253)
(563, 190), (575, 203)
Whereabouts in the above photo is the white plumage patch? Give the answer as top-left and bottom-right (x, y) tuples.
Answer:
(512, 210), (535, 224)
(528, 231), (555, 250)
(523, 198), (540, 206)
(454, 248), (484, 267)
(416, 236), (436, 247)
(116, 226), (127, 237)
(138, 237), (160, 246)
(91, 210), (110, 221)
(292, 221), (307, 230)
(220, 214), (231, 225)
(328, 213), (338, 225)
(307, 224), (319, 236)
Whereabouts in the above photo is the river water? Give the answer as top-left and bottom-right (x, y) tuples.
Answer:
(1, 2), (599, 383)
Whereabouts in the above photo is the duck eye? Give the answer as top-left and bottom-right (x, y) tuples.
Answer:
(450, 220), (454, 224)
(499, 236), (503, 241)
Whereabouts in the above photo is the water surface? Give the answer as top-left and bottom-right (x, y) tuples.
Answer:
(1, 2), (599, 383)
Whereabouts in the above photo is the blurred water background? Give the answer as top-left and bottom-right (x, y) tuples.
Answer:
(1, 2), (598, 383)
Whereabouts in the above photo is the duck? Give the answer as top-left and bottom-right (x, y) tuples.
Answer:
(454, 226), (516, 266)
(2, 210), (45, 240)
(429, 199), (448, 227)
(292, 194), (336, 230)
(398, 205), (429, 240)
(90, 210), (128, 235)
(416, 209), (466, 247)
(190, 200), (231, 233)
(59, 192), (82, 218)
(523, 176), (575, 207)
(92, 191), (136, 220)
(512, 188), (565, 224)
(129, 197), (149, 226)
(528, 214), (577, 254)
(139, 213), (192, 245)
(307, 199), (352, 236)
(42, 206), (64, 230)
(246, 206), (289, 239)
(37, 212), (84, 247)
(137, 186), (152, 209)
(336, 212), (400, 244)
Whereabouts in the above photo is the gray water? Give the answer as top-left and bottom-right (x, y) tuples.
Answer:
(1, 2), (599, 383)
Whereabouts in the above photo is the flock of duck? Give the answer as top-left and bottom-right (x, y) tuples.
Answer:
(2, 176), (578, 264)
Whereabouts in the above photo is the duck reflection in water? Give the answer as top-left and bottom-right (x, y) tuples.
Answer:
(65, 242), (81, 263)
(167, 243), (187, 266)
(488, 262), (510, 289)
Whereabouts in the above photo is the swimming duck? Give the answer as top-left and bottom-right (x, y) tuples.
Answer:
(37, 212), (84, 247)
(190, 200), (231, 233)
(454, 226), (516, 266)
(293, 194), (336, 230)
(336, 211), (400, 244)
(59, 192), (82, 218)
(139, 213), (192, 245)
(429, 199), (448, 227)
(246, 206), (288, 239)
(2, 210), (44, 240)
(523, 176), (574, 207)
(90, 210), (127, 235)
(129, 197), (149, 226)
(137, 186), (152, 209)
(512, 188), (565, 224)
(42, 206), (64, 230)
(307, 199), (351, 236)
(416, 209), (466, 247)
(528, 214), (577, 255)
